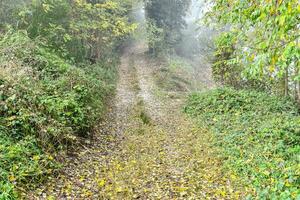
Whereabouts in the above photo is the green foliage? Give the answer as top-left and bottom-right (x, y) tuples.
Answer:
(144, 0), (191, 54)
(146, 20), (165, 55)
(0, 0), (136, 197)
(0, 30), (117, 198)
(18, 0), (137, 61)
(185, 88), (300, 199)
(1, 29), (117, 142)
(0, 0), (28, 29)
(212, 32), (240, 86)
(212, 33), (269, 90)
(206, 0), (300, 97)
(0, 130), (56, 199)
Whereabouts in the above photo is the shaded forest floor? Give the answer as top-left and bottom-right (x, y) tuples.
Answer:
(30, 42), (244, 199)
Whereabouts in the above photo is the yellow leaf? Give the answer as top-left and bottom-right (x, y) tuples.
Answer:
(269, 65), (275, 73)
(288, 4), (292, 13)
(9, 175), (16, 182)
(42, 3), (51, 13)
(279, 16), (286, 26)
(116, 187), (124, 193)
(231, 174), (237, 180)
(285, 180), (292, 187)
(47, 196), (55, 200)
(48, 155), (54, 160)
(7, 116), (16, 121)
(98, 179), (106, 188)
(218, 190), (226, 197)
(250, 54), (255, 61)
(33, 155), (40, 161)
(263, 170), (270, 176)
(175, 187), (188, 192)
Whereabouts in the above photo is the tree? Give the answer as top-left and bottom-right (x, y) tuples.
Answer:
(206, 0), (300, 100)
(144, 0), (191, 54)
(0, 0), (29, 30)
(19, 0), (137, 62)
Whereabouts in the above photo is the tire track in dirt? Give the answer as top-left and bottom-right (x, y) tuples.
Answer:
(30, 41), (243, 199)
(94, 42), (244, 199)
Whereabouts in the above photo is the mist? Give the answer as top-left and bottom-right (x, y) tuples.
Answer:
(178, 0), (216, 61)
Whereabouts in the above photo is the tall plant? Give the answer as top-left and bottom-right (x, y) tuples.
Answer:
(207, 0), (300, 100)
(19, 0), (137, 62)
(144, 0), (191, 54)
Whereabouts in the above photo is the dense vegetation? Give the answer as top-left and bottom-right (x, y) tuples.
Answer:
(207, 0), (300, 101)
(184, 0), (300, 198)
(0, 0), (136, 198)
(185, 88), (300, 199)
(144, 0), (191, 55)
(1, 0), (299, 199)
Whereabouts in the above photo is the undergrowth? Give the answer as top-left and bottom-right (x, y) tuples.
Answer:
(184, 88), (300, 199)
(154, 57), (191, 93)
(0, 31), (117, 198)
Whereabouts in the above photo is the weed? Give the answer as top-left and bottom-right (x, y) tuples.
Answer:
(184, 88), (300, 199)
(140, 111), (151, 125)
(0, 31), (117, 198)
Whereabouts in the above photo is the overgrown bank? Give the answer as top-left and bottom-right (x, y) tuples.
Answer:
(184, 88), (300, 199)
(0, 30), (117, 200)
(0, 0), (136, 198)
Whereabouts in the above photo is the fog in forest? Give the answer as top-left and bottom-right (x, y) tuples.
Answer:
(131, 0), (217, 70)
(180, 0), (216, 60)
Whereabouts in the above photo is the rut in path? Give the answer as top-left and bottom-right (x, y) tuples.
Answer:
(32, 42), (242, 199)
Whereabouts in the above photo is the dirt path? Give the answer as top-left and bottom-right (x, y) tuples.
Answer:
(31, 42), (241, 199)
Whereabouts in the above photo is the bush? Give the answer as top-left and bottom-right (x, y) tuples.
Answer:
(0, 129), (56, 199)
(184, 88), (300, 199)
(0, 31), (116, 197)
(212, 32), (239, 86)
(212, 33), (269, 91)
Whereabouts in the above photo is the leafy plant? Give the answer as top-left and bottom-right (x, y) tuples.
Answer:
(212, 32), (241, 87)
(19, 0), (137, 62)
(146, 20), (165, 55)
(206, 0), (300, 100)
(144, 0), (191, 54)
(0, 2), (125, 195)
(185, 88), (300, 199)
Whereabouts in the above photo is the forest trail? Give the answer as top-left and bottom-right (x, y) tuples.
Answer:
(31, 42), (242, 199)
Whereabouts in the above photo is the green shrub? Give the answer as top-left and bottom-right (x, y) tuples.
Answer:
(184, 88), (300, 199)
(1, 30), (116, 144)
(0, 127), (56, 199)
(212, 32), (239, 86)
(212, 33), (269, 91)
(0, 31), (117, 198)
